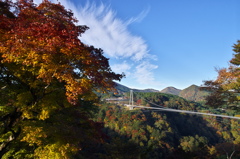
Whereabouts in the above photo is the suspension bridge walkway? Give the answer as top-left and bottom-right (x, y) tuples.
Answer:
(125, 90), (240, 120)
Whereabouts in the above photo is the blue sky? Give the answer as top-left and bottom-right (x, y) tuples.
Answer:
(33, 0), (240, 90)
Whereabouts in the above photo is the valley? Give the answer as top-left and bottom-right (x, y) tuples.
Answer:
(93, 83), (240, 158)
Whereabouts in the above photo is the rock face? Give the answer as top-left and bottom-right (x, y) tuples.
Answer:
(178, 84), (210, 102)
(160, 87), (181, 96)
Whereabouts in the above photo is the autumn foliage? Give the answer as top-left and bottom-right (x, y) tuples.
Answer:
(94, 99), (240, 158)
(203, 40), (240, 110)
(0, 0), (123, 158)
(0, 0), (122, 104)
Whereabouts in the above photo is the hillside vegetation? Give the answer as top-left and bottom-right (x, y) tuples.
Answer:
(1, 0), (240, 158)
(88, 92), (240, 158)
(160, 87), (181, 96)
(179, 85), (210, 102)
(115, 83), (210, 103)
(159, 85), (210, 103)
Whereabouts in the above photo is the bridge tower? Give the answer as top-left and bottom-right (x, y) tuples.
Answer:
(128, 90), (134, 110)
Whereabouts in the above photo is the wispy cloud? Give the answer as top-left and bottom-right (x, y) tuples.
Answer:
(125, 6), (151, 25)
(111, 61), (132, 76)
(75, 2), (151, 61)
(72, 2), (159, 86)
(134, 61), (158, 85)
(22, 0), (160, 87)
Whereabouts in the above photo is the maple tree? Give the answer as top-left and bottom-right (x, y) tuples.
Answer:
(202, 40), (240, 110)
(0, 0), (123, 158)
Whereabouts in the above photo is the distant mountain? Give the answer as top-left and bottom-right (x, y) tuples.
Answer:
(135, 88), (159, 93)
(115, 83), (131, 93)
(115, 83), (159, 94)
(160, 86), (181, 95)
(115, 83), (210, 103)
(178, 84), (210, 102)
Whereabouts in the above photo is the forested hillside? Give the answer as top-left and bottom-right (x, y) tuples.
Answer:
(91, 107), (240, 158)
(1, 0), (240, 158)
(179, 85), (210, 103)
(160, 86), (181, 95)
(87, 93), (240, 159)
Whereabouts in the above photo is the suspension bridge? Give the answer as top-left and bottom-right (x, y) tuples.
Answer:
(124, 90), (240, 120)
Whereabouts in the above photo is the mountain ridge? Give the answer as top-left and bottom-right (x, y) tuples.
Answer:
(178, 84), (210, 102)
(160, 86), (181, 95)
(115, 82), (159, 94)
(115, 83), (210, 102)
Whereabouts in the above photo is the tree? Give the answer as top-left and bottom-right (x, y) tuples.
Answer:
(0, 0), (123, 158)
(179, 135), (208, 153)
(202, 41), (240, 110)
(214, 143), (240, 159)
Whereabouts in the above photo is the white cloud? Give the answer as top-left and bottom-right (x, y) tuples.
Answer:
(134, 61), (158, 85)
(17, 0), (160, 88)
(70, 1), (160, 86)
(111, 61), (132, 76)
(74, 2), (151, 61)
(125, 6), (151, 25)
